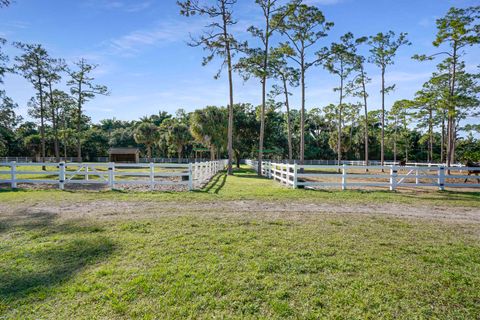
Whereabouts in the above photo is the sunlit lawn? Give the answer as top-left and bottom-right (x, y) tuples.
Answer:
(1, 208), (479, 318)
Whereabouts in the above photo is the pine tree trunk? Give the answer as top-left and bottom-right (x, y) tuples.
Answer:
(337, 75), (343, 166)
(177, 147), (182, 162)
(394, 117), (398, 163)
(283, 76), (293, 162)
(35, 57), (46, 170)
(257, 7), (270, 176)
(300, 53), (305, 167)
(362, 66), (369, 170)
(48, 83), (60, 161)
(62, 113), (68, 159)
(76, 81), (82, 162)
(222, 3), (234, 175)
(428, 107), (433, 162)
(447, 43), (457, 169)
(381, 67), (385, 167)
(441, 110), (445, 163)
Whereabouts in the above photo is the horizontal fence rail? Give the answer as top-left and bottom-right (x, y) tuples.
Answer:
(273, 159), (465, 167)
(246, 160), (480, 191)
(0, 160), (227, 191)
(0, 157), (33, 163)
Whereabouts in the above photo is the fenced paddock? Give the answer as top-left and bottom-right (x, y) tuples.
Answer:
(0, 160), (227, 191)
(277, 159), (464, 167)
(246, 160), (480, 191)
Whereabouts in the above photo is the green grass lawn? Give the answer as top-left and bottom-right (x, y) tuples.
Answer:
(1, 167), (480, 318)
(1, 210), (479, 318)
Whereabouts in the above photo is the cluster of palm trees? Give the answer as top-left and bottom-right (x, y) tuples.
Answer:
(132, 113), (190, 161)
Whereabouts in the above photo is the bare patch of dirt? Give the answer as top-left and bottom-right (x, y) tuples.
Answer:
(0, 181), (190, 192)
(1, 199), (479, 225)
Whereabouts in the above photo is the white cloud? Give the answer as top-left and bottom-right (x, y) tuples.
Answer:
(418, 15), (438, 28)
(370, 71), (431, 86)
(303, 0), (343, 5)
(83, 0), (153, 13)
(104, 20), (205, 56)
(418, 18), (430, 27)
(1, 20), (30, 29)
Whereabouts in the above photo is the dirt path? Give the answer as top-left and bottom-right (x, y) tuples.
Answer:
(1, 199), (479, 224)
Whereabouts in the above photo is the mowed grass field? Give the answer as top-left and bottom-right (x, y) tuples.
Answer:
(1, 167), (480, 319)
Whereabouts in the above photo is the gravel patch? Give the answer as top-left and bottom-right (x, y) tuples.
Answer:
(1, 199), (479, 225)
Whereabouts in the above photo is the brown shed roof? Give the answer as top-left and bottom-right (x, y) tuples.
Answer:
(108, 147), (140, 155)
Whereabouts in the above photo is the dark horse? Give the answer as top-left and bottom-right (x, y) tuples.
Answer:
(464, 160), (480, 183)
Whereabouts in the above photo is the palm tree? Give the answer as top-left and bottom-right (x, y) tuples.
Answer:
(133, 122), (159, 161)
(166, 121), (191, 160)
(24, 134), (42, 160)
(190, 106), (228, 160)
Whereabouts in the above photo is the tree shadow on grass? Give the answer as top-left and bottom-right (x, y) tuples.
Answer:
(0, 186), (25, 193)
(0, 210), (58, 234)
(398, 190), (480, 202)
(229, 167), (270, 180)
(0, 236), (115, 299)
(201, 171), (227, 194)
(234, 174), (269, 180)
(0, 209), (116, 300)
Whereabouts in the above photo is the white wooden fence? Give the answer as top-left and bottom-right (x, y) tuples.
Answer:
(0, 157), (33, 163)
(246, 160), (480, 191)
(0, 160), (227, 191)
(275, 159), (464, 167)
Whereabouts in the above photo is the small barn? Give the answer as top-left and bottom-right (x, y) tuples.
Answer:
(108, 147), (140, 163)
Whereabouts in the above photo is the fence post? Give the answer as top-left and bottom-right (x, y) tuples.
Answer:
(108, 162), (115, 190)
(415, 168), (419, 185)
(85, 165), (89, 181)
(149, 162), (154, 191)
(293, 163), (298, 189)
(390, 166), (398, 191)
(188, 162), (193, 191)
(198, 162), (202, 181)
(192, 162), (197, 181)
(341, 164), (347, 190)
(10, 161), (17, 189)
(438, 166), (445, 191)
(59, 161), (65, 190)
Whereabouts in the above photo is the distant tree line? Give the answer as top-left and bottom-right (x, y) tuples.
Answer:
(0, 1), (479, 167)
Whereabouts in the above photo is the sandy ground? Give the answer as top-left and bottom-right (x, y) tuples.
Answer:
(0, 180), (191, 192)
(1, 199), (479, 225)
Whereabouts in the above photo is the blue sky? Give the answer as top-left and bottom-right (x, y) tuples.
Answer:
(1, 0), (479, 123)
